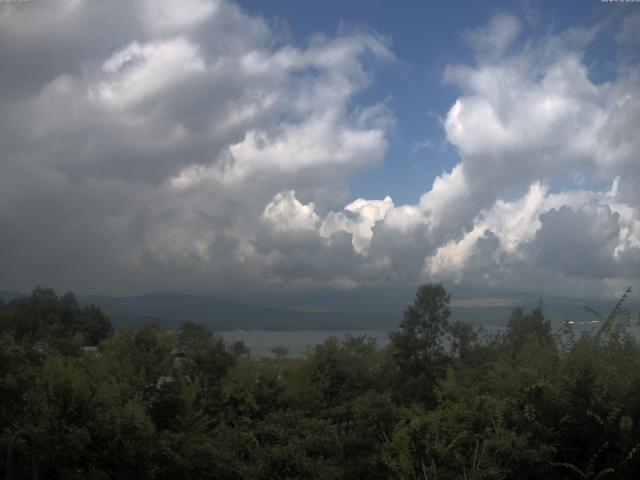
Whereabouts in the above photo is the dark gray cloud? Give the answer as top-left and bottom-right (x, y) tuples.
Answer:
(535, 204), (621, 279)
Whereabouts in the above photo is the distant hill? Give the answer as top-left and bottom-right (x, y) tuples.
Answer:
(2, 288), (636, 332)
(80, 290), (635, 331)
(78, 292), (396, 331)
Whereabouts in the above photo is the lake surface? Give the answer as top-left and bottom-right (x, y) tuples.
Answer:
(218, 322), (640, 358)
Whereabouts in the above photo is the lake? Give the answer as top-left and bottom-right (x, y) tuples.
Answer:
(218, 322), (640, 358)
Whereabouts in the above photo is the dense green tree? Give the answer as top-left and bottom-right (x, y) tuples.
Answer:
(178, 320), (234, 383)
(0, 287), (111, 349)
(76, 305), (111, 346)
(389, 283), (453, 406)
(505, 305), (553, 351)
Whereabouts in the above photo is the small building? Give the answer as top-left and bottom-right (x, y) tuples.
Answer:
(169, 346), (186, 357)
(33, 341), (54, 354)
(79, 346), (102, 358)
(156, 375), (175, 388)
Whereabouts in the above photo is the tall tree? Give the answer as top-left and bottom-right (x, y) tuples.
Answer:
(505, 306), (552, 352)
(389, 283), (452, 406)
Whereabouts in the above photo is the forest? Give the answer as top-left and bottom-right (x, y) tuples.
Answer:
(1, 284), (640, 479)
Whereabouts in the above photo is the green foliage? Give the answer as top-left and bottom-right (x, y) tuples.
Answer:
(1, 285), (640, 479)
(390, 283), (479, 407)
(505, 305), (553, 351)
(0, 287), (111, 350)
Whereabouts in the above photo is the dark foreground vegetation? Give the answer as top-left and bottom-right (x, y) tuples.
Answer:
(1, 285), (640, 479)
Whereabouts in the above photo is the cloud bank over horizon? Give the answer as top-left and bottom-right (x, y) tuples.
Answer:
(1, 0), (639, 300)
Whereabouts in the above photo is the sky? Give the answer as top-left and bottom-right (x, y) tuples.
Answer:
(1, 0), (639, 304)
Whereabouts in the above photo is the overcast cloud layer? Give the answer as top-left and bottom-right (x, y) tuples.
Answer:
(1, 0), (639, 300)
